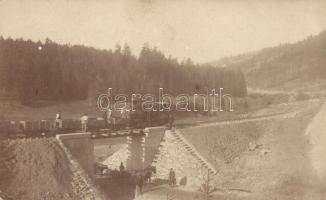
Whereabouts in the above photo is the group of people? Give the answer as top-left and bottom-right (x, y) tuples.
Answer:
(54, 112), (89, 132)
(133, 167), (176, 197)
(118, 162), (146, 197)
(134, 166), (156, 196)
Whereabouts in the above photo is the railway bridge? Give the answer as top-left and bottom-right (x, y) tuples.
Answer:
(56, 127), (166, 177)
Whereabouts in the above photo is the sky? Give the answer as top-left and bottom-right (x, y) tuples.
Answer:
(0, 0), (326, 63)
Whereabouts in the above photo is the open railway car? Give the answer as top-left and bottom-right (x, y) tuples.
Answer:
(0, 103), (170, 138)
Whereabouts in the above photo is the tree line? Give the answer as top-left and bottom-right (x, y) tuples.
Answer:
(0, 37), (247, 103)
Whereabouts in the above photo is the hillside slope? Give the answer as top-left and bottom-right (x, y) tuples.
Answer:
(212, 31), (326, 92)
(0, 138), (76, 200)
(0, 138), (105, 200)
(180, 99), (326, 199)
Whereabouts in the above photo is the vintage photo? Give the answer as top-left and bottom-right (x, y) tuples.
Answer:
(0, 0), (326, 199)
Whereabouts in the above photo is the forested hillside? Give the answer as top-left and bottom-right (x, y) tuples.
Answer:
(0, 37), (247, 102)
(212, 31), (326, 92)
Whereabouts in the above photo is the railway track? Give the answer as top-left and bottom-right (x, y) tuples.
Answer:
(5, 128), (146, 140)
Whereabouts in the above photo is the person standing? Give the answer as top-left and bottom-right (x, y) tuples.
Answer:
(103, 111), (108, 128)
(134, 173), (144, 197)
(55, 111), (62, 129)
(119, 162), (125, 172)
(138, 173), (144, 195)
(80, 113), (89, 132)
(103, 109), (112, 128)
(107, 109), (112, 128)
(168, 114), (175, 130)
(169, 168), (176, 187)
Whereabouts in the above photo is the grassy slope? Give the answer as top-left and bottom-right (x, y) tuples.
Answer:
(180, 99), (326, 199)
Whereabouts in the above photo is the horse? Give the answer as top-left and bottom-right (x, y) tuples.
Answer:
(143, 165), (156, 184)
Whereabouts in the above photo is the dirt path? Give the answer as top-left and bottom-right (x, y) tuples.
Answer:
(195, 110), (299, 128)
(305, 101), (326, 184)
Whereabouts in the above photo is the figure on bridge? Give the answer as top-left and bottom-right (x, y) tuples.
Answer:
(103, 109), (112, 128)
(80, 113), (89, 132)
(55, 111), (62, 129)
(168, 114), (175, 130)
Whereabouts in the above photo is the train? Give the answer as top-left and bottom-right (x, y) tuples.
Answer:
(0, 102), (171, 139)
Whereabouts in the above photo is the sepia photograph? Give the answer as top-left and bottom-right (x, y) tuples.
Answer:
(0, 0), (326, 199)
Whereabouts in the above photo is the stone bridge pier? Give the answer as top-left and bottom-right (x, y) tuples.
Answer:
(56, 126), (167, 177)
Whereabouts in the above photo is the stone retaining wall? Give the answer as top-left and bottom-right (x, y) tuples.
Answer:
(56, 133), (94, 176)
(56, 133), (107, 200)
(152, 130), (216, 189)
(102, 144), (129, 170)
